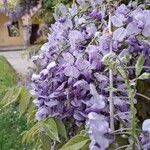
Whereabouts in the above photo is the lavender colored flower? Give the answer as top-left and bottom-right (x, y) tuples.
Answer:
(89, 9), (103, 20)
(140, 120), (150, 149)
(115, 4), (129, 15)
(31, 1), (150, 149)
(87, 112), (114, 150)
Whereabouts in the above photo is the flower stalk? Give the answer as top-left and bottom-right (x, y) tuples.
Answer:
(108, 13), (115, 131)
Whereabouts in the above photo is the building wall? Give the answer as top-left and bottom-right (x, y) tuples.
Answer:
(0, 14), (25, 47)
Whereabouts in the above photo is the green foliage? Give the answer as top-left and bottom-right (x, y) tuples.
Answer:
(38, 0), (72, 24)
(1, 86), (32, 113)
(135, 53), (145, 77)
(54, 118), (67, 139)
(42, 0), (70, 10)
(0, 84), (69, 150)
(22, 118), (67, 150)
(0, 56), (29, 150)
(138, 73), (150, 80)
(0, 56), (17, 99)
(60, 134), (89, 150)
(102, 53), (146, 148)
(0, 106), (29, 150)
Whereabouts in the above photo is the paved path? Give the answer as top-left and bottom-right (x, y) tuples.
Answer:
(0, 50), (34, 76)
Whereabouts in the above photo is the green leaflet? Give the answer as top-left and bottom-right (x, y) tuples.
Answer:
(18, 87), (32, 116)
(102, 52), (117, 66)
(40, 133), (51, 150)
(1, 86), (23, 108)
(135, 53), (145, 77)
(22, 120), (45, 144)
(22, 118), (60, 148)
(26, 103), (36, 125)
(60, 135), (90, 150)
(138, 72), (150, 80)
(1, 86), (33, 117)
(117, 67), (127, 79)
(44, 118), (60, 142)
(1, 87), (14, 106)
(55, 118), (67, 139)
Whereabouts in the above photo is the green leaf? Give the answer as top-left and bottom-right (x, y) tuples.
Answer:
(40, 133), (51, 150)
(2, 86), (23, 108)
(44, 118), (60, 142)
(18, 87), (32, 116)
(135, 54), (144, 77)
(1, 87), (14, 105)
(60, 135), (90, 150)
(26, 103), (36, 124)
(22, 120), (45, 144)
(55, 118), (67, 139)
(117, 67), (127, 79)
(138, 73), (150, 80)
(102, 52), (116, 66)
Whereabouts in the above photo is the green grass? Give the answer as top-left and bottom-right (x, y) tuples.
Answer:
(0, 56), (28, 150)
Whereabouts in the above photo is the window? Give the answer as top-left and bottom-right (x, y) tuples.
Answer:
(7, 22), (20, 37)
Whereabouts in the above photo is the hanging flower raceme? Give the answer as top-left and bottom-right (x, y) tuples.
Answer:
(31, 0), (150, 149)
(0, 0), (41, 21)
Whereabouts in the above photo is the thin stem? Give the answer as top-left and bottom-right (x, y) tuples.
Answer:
(116, 57), (138, 149)
(114, 112), (130, 117)
(112, 128), (131, 134)
(115, 145), (130, 150)
(124, 66), (150, 69)
(112, 96), (129, 99)
(108, 13), (115, 131)
(136, 92), (150, 101)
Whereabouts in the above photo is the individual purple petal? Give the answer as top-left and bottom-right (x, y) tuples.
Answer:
(89, 9), (103, 20)
(45, 100), (59, 107)
(58, 3), (68, 16)
(75, 57), (90, 71)
(142, 119), (150, 132)
(90, 0), (104, 8)
(33, 99), (44, 107)
(116, 4), (129, 15)
(73, 111), (85, 121)
(140, 131), (150, 150)
(69, 4), (78, 16)
(64, 65), (80, 78)
(87, 112), (113, 150)
(63, 52), (75, 64)
(89, 84), (105, 109)
(142, 24), (150, 37)
(35, 107), (49, 121)
(86, 23), (97, 36)
(47, 61), (56, 71)
(73, 79), (89, 90)
(111, 15), (124, 27)
(113, 27), (127, 42)
(69, 30), (84, 50)
(32, 74), (40, 81)
(126, 22), (141, 36)
(94, 73), (108, 88)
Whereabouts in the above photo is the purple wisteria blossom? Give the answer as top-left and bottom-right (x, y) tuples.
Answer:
(87, 112), (114, 150)
(31, 1), (150, 149)
(140, 120), (150, 149)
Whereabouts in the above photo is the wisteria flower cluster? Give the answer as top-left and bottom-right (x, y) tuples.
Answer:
(31, 0), (150, 149)
(0, 0), (40, 21)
